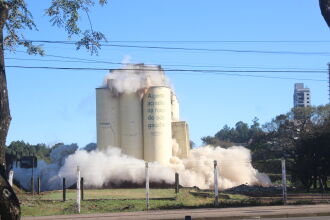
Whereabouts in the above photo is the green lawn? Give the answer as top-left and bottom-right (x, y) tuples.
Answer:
(36, 188), (176, 200)
(19, 188), (252, 216)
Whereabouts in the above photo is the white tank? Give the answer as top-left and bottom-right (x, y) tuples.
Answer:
(96, 88), (120, 151)
(143, 87), (172, 165)
(119, 93), (144, 159)
(171, 93), (180, 122)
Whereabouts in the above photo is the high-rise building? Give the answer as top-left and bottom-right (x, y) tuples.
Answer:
(293, 83), (311, 107)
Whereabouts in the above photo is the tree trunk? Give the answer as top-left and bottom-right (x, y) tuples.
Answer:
(0, 0), (10, 167)
(0, 1), (21, 219)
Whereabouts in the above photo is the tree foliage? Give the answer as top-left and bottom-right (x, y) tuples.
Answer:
(292, 131), (330, 190)
(203, 105), (330, 190)
(201, 117), (262, 147)
(5, 141), (52, 164)
(320, 0), (330, 27)
(2, 0), (107, 55)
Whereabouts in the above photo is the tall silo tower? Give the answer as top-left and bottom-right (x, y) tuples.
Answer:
(119, 92), (144, 159)
(143, 86), (172, 165)
(96, 88), (120, 151)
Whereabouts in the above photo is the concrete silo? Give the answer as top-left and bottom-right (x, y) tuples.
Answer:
(143, 87), (172, 165)
(96, 88), (120, 151)
(171, 93), (180, 122)
(119, 92), (144, 159)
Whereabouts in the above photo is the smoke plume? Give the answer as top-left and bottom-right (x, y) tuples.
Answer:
(54, 145), (270, 190)
(103, 64), (171, 94)
(12, 144), (270, 191)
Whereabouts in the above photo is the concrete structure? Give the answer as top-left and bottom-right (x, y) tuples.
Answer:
(172, 121), (190, 158)
(96, 64), (190, 164)
(143, 87), (172, 165)
(119, 93), (144, 159)
(96, 88), (120, 151)
(293, 83), (311, 107)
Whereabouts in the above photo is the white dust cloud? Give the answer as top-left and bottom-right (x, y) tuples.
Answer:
(12, 143), (270, 191)
(103, 64), (171, 94)
(169, 146), (270, 189)
(56, 144), (270, 190)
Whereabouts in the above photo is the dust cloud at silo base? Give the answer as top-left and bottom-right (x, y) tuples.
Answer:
(169, 146), (271, 189)
(58, 144), (271, 190)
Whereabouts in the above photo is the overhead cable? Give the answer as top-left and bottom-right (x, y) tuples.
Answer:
(6, 65), (327, 82)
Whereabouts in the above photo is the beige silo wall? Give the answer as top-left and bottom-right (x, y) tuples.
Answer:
(172, 121), (190, 159)
(119, 93), (144, 159)
(96, 88), (120, 151)
(143, 87), (172, 165)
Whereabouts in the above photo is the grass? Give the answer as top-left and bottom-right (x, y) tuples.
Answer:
(36, 188), (176, 200)
(19, 188), (253, 216)
(19, 188), (323, 217)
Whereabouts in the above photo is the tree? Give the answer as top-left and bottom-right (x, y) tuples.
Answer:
(6, 141), (52, 165)
(248, 105), (330, 186)
(292, 132), (330, 190)
(0, 1), (107, 219)
(320, 0), (330, 27)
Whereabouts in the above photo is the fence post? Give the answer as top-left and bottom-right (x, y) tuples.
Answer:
(31, 156), (34, 195)
(31, 177), (34, 195)
(145, 162), (150, 210)
(281, 159), (287, 205)
(8, 170), (14, 187)
(37, 177), (41, 194)
(81, 177), (84, 201)
(214, 160), (219, 207)
(77, 166), (81, 213)
(175, 173), (179, 194)
(63, 178), (66, 202)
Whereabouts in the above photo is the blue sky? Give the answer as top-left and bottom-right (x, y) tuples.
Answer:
(5, 0), (330, 147)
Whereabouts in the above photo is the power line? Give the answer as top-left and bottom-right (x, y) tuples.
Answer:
(5, 57), (326, 72)
(26, 39), (330, 43)
(6, 65), (326, 73)
(21, 40), (330, 56)
(5, 57), (121, 65)
(102, 44), (330, 56)
(6, 65), (327, 82)
(10, 50), (122, 65)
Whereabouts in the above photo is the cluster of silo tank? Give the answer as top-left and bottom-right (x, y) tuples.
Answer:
(96, 64), (190, 165)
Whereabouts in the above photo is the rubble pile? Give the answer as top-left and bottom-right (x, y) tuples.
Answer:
(224, 184), (282, 196)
